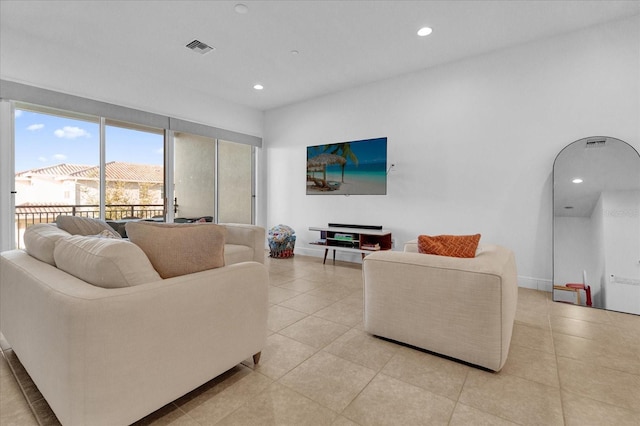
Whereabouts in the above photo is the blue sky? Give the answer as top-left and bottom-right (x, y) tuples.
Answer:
(14, 109), (164, 173)
(307, 137), (387, 165)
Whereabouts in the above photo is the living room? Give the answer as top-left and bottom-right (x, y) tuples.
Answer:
(1, 1), (639, 425)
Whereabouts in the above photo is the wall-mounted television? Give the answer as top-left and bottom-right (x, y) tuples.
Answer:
(306, 137), (387, 195)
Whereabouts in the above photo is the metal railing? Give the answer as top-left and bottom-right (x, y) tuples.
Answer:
(14, 204), (164, 249)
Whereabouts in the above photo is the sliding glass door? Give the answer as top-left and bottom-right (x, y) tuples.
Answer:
(8, 102), (256, 249)
(13, 105), (99, 247)
(218, 139), (254, 224)
(12, 105), (166, 248)
(173, 132), (216, 221)
(104, 120), (165, 220)
(173, 135), (254, 224)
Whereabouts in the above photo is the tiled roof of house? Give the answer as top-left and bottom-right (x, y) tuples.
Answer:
(16, 162), (163, 183)
(15, 163), (92, 177)
(70, 162), (163, 183)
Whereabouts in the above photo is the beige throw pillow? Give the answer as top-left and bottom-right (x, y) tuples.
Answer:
(23, 223), (72, 266)
(125, 221), (226, 279)
(54, 235), (161, 288)
(56, 215), (121, 239)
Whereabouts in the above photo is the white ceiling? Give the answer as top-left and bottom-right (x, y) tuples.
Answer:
(1, 0), (639, 111)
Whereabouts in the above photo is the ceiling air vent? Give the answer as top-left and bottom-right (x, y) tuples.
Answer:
(585, 139), (606, 148)
(186, 39), (214, 55)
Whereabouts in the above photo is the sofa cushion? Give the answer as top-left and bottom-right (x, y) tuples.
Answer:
(56, 215), (122, 239)
(417, 234), (481, 258)
(54, 235), (161, 288)
(23, 223), (72, 266)
(125, 221), (226, 279)
(94, 229), (121, 238)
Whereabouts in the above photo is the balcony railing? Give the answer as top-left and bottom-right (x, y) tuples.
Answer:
(14, 204), (164, 249)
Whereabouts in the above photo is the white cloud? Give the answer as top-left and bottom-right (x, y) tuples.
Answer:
(15, 110), (23, 118)
(38, 156), (47, 163)
(27, 124), (44, 131)
(54, 126), (90, 139)
(52, 154), (67, 161)
(154, 148), (164, 155)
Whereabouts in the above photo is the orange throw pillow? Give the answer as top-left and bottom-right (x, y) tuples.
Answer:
(417, 234), (481, 258)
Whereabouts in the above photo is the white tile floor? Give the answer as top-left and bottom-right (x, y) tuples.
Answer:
(1, 254), (639, 425)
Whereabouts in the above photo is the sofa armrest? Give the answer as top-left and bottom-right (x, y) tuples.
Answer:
(220, 223), (266, 264)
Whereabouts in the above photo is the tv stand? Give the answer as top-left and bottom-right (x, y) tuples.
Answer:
(309, 225), (392, 264)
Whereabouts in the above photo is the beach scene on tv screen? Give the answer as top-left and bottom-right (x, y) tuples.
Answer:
(306, 137), (387, 195)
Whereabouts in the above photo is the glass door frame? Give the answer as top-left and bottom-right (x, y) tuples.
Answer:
(169, 134), (256, 225)
(6, 102), (169, 249)
(0, 100), (258, 250)
(215, 140), (256, 225)
(0, 100), (15, 251)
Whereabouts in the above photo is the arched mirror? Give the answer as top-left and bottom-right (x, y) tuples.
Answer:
(553, 136), (640, 315)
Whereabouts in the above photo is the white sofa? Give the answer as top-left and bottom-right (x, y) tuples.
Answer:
(0, 221), (268, 425)
(363, 241), (518, 371)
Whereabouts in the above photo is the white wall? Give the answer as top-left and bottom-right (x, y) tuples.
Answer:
(262, 15), (640, 289)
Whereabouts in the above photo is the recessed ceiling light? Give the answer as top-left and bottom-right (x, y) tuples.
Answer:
(253, 84), (264, 90)
(235, 4), (249, 14)
(417, 27), (433, 37)
(291, 50), (299, 55)
(572, 178), (583, 184)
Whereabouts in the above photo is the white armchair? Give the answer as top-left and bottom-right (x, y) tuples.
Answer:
(363, 241), (518, 371)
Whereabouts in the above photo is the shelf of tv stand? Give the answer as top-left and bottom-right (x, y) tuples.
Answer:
(308, 226), (392, 264)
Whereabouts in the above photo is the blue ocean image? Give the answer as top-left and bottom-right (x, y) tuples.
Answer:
(306, 137), (387, 195)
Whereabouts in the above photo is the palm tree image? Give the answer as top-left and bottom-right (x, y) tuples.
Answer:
(306, 137), (387, 195)
(322, 143), (359, 183)
(306, 153), (346, 191)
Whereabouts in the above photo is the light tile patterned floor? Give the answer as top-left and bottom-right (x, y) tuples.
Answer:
(1, 253), (639, 425)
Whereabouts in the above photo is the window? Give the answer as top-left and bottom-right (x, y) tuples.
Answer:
(173, 132), (216, 221)
(104, 120), (164, 220)
(14, 106), (99, 247)
(218, 139), (254, 224)
(3, 89), (259, 250)
(172, 134), (255, 224)
(13, 105), (166, 248)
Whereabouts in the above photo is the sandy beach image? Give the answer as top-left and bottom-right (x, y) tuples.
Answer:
(306, 167), (386, 195)
(306, 137), (387, 195)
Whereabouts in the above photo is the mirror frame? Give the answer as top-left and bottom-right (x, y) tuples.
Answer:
(552, 136), (640, 314)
